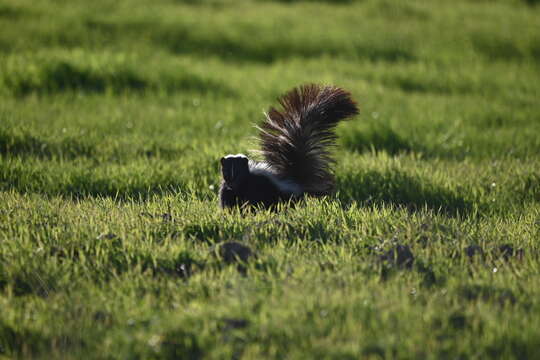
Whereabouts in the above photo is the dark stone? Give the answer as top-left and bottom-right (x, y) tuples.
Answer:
(221, 318), (249, 330)
(416, 261), (438, 287)
(216, 242), (253, 264)
(449, 312), (467, 329)
(379, 244), (414, 269)
(464, 245), (484, 258)
(93, 311), (113, 325)
(493, 244), (524, 261)
(319, 262), (337, 272)
(161, 213), (173, 222)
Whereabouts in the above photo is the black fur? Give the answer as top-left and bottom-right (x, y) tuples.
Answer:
(219, 169), (292, 209)
(220, 156), (250, 192)
(220, 155), (295, 209)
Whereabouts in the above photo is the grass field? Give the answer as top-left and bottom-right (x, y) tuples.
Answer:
(1, 0), (540, 358)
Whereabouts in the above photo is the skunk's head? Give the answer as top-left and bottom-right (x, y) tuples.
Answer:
(220, 154), (249, 190)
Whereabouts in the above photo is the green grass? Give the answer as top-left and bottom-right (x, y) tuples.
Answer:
(1, 0), (539, 358)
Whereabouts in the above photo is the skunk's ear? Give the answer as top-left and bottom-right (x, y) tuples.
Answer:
(241, 157), (249, 165)
(220, 157), (226, 165)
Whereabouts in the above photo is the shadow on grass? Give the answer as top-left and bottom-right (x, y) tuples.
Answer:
(160, 29), (416, 63)
(0, 130), (95, 159)
(458, 284), (517, 306)
(0, 165), (195, 201)
(0, 271), (53, 298)
(510, 173), (540, 204)
(383, 76), (475, 95)
(2, 60), (235, 97)
(4, 61), (146, 96)
(0, 4), (27, 19)
(340, 124), (421, 155)
(0, 136), (219, 200)
(159, 72), (236, 97)
(471, 32), (540, 63)
(159, 329), (204, 359)
(0, 130), (194, 161)
(0, 319), (59, 357)
(258, 0), (354, 4)
(337, 169), (473, 216)
(84, 19), (416, 64)
(0, 245), (201, 301)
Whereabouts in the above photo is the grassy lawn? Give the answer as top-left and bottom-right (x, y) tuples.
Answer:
(1, 0), (539, 358)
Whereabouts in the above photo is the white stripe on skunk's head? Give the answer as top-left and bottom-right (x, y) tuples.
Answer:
(223, 154), (248, 160)
(220, 154), (250, 189)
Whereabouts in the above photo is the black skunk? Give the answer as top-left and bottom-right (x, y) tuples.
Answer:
(219, 84), (359, 210)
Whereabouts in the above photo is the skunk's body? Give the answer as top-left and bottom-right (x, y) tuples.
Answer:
(219, 84), (359, 210)
(219, 155), (302, 209)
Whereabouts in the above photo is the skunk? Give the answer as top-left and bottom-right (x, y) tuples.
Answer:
(219, 84), (359, 210)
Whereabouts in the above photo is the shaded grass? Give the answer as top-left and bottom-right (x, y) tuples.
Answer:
(261, 0), (355, 4)
(100, 19), (418, 64)
(340, 123), (419, 155)
(0, 128), (96, 159)
(0, 51), (235, 97)
(0, 159), (195, 200)
(7, 61), (147, 96)
(0, 126), (196, 162)
(162, 33), (416, 64)
(0, 3), (421, 64)
(0, 320), (60, 357)
(0, 4), (27, 19)
(472, 31), (540, 63)
(337, 167), (473, 216)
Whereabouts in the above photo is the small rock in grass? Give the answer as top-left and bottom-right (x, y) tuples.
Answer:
(464, 245), (484, 258)
(379, 244), (415, 269)
(319, 262), (337, 272)
(448, 312), (467, 329)
(220, 318), (250, 344)
(493, 244), (524, 261)
(221, 318), (249, 330)
(161, 213), (173, 222)
(215, 241), (254, 264)
(49, 246), (68, 259)
(93, 311), (112, 325)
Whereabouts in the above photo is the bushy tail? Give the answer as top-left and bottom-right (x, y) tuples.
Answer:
(258, 84), (359, 196)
